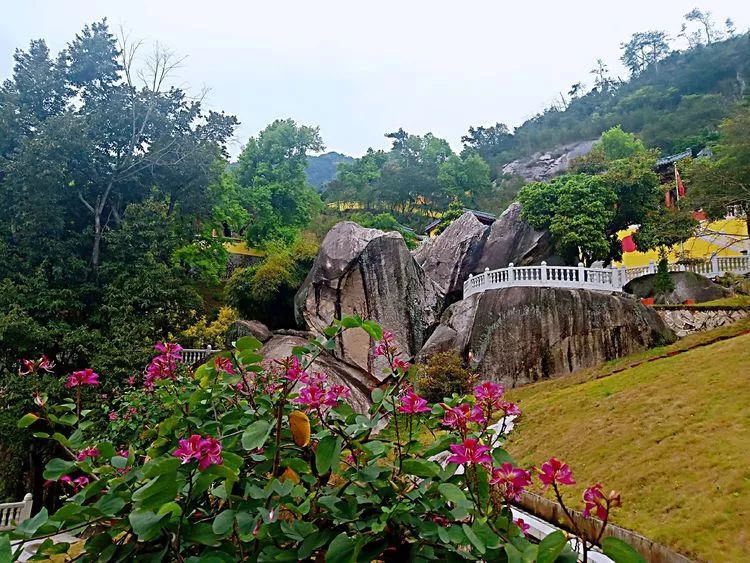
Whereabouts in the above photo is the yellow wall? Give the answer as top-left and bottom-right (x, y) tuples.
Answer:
(615, 218), (749, 268)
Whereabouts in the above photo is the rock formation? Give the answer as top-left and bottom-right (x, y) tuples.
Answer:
(419, 287), (675, 388)
(624, 271), (733, 304)
(225, 320), (273, 347)
(295, 222), (443, 374)
(501, 139), (596, 182)
(260, 334), (377, 412)
(414, 212), (489, 300)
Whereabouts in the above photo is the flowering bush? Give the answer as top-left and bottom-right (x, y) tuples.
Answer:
(2, 317), (642, 562)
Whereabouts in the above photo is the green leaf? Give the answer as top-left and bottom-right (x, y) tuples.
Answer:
(537, 530), (567, 563)
(15, 508), (48, 536)
(94, 493), (125, 517)
(424, 434), (454, 457)
(184, 522), (221, 546)
(491, 447), (516, 467)
(504, 543), (523, 563)
(211, 510), (236, 536)
(326, 532), (357, 563)
(462, 523), (485, 554)
(241, 420), (271, 451)
(43, 458), (75, 480)
(361, 320), (383, 341)
(0, 535), (11, 562)
(17, 413), (39, 428)
(401, 458), (440, 478)
(370, 388), (384, 403)
(235, 336), (262, 352)
(142, 456), (181, 478)
(438, 483), (466, 504)
(602, 537), (647, 563)
(316, 435), (341, 474)
(340, 316), (362, 328)
(129, 510), (167, 541)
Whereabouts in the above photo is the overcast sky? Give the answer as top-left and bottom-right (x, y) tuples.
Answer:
(1, 1), (748, 158)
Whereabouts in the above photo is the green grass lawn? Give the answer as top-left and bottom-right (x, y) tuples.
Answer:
(505, 326), (750, 561)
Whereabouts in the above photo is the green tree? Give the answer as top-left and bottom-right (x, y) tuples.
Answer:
(620, 30), (672, 76)
(437, 153), (492, 207)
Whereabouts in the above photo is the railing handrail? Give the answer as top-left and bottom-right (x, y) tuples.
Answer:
(463, 256), (750, 298)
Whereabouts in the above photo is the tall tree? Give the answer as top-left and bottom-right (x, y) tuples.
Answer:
(620, 30), (672, 75)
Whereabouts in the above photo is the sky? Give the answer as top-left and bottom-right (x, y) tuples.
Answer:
(1, 0), (748, 159)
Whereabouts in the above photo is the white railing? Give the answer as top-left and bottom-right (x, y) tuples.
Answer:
(180, 347), (221, 365)
(463, 255), (750, 298)
(0, 493), (33, 531)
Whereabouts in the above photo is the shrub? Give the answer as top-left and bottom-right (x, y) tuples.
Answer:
(416, 350), (474, 403)
(181, 306), (240, 349)
(2, 319), (639, 563)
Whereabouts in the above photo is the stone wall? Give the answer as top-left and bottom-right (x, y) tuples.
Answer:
(656, 307), (750, 337)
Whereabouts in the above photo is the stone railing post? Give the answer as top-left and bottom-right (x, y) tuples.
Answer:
(577, 262), (585, 284)
(620, 265), (627, 287)
(508, 262), (515, 283)
(648, 260), (656, 275)
(540, 261), (548, 283)
(710, 255), (720, 276)
(20, 493), (32, 523)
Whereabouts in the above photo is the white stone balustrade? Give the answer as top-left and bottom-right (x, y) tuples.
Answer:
(180, 346), (220, 365)
(463, 255), (750, 298)
(0, 493), (33, 531)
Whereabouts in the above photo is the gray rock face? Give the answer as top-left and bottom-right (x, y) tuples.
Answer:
(501, 139), (596, 182)
(476, 203), (559, 271)
(419, 287), (675, 388)
(624, 271), (733, 304)
(260, 335), (377, 412)
(295, 222), (443, 375)
(225, 320), (273, 347)
(414, 212), (490, 299)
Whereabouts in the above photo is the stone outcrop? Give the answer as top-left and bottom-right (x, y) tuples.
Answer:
(656, 307), (750, 337)
(295, 222), (443, 375)
(414, 212), (490, 300)
(476, 203), (559, 271)
(501, 139), (596, 182)
(260, 335), (377, 412)
(418, 286), (675, 388)
(624, 271), (733, 304)
(225, 320), (273, 347)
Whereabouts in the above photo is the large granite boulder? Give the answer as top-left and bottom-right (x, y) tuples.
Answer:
(624, 271), (733, 304)
(476, 203), (559, 271)
(261, 335), (377, 412)
(225, 320), (273, 347)
(414, 212), (490, 300)
(501, 139), (596, 182)
(295, 222), (443, 375)
(419, 287), (675, 388)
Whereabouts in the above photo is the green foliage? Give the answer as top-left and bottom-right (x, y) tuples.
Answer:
(654, 257), (676, 296)
(520, 174), (617, 265)
(226, 235), (319, 328)
(2, 316), (625, 561)
(305, 151), (354, 190)
(598, 126), (646, 160)
(181, 306), (240, 349)
(349, 212), (418, 248)
(417, 350), (474, 403)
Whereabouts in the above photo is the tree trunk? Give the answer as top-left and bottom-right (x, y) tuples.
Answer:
(92, 194), (103, 269)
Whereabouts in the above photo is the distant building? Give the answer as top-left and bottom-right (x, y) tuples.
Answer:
(424, 209), (496, 237)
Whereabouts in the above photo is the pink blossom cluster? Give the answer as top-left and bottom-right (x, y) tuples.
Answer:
(172, 434), (223, 471)
(373, 331), (410, 371)
(65, 368), (100, 388)
(144, 342), (183, 389)
(397, 388), (431, 415)
(19, 355), (55, 376)
(76, 447), (100, 462)
(214, 356), (235, 375)
(439, 381), (520, 436)
(294, 372), (350, 412)
(59, 475), (90, 492)
(583, 483), (621, 521)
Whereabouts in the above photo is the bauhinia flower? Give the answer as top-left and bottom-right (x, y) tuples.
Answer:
(154, 342), (183, 360)
(32, 392), (47, 408)
(65, 368), (100, 388)
(391, 357), (410, 371)
(582, 483), (621, 520)
(294, 375), (349, 412)
(172, 434), (223, 471)
(446, 438), (492, 466)
(514, 518), (531, 536)
(214, 356), (236, 375)
(373, 331), (396, 358)
(474, 381), (504, 406)
(281, 356), (308, 382)
(441, 403), (473, 432)
(59, 475), (90, 492)
(76, 448), (101, 462)
(398, 389), (431, 414)
(537, 457), (576, 489)
(144, 356), (177, 389)
(19, 355), (56, 376)
(490, 463), (532, 501)
(499, 400), (521, 416)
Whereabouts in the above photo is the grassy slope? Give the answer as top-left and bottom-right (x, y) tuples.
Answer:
(505, 321), (750, 561)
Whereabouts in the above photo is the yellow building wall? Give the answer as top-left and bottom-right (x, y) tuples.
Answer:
(615, 218), (749, 268)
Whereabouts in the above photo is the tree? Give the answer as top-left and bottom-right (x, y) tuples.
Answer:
(687, 105), (750, 236)
(235, 119), (324, 245)
(461, 123), (516, 168)
(519, 174), (617, 265)
(684, 8), (723, 45)
(598, 125), (646, 161)
(620, 30), (671, 75)
(437, 153), (492, 207)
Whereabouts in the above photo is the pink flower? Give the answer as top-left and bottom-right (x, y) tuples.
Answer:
(65, 368), (100, 388)
(474, 381), (504, 404)
(214, 357), (236, 375)
(398, 390), (431, 414)
(373, 331), (396, 358)
(469, 405), (487, 425)
(441, 403), (473, 432)
(144, 356), (177, 388)
(392, 357), (410, 371)
(499, 400), (521, 416)
(108, 411), (118, 421)
(19, 359), (36, 376)
(537, 457), (575, 489)
(32, 392), (46, 408)
(117, 449), (129, 458)
(514, 518), (531, 536)
(446, 438), (492, 466)
(490, 463), (532, 501)
(59, 475), (89, 492)
(127, 375), (136, 386)
(325, 384), (350, 406)
(172, 434), (222, 471)
(76, 448), (100, 462)
(281, 357), (308, 382)
(154, 342), (183, 360)
(19, 355), (56, 376)
(583, 483), (621, 520)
